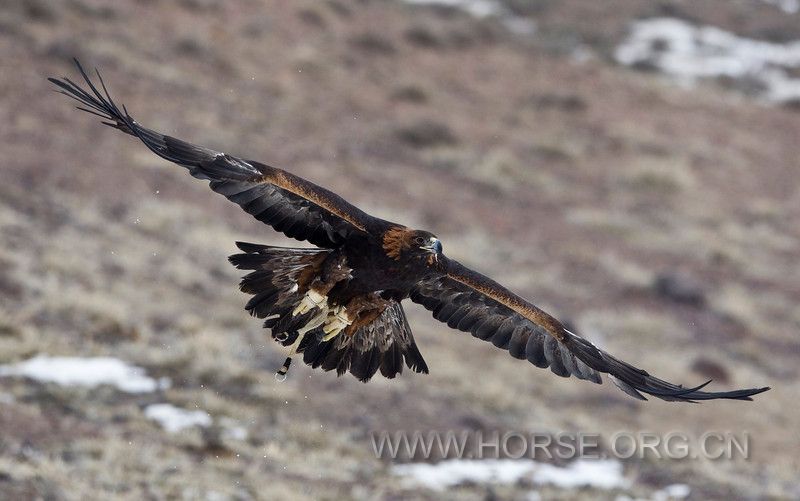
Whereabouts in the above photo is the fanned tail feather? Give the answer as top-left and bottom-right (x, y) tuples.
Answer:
(229, 242), (329, 345)
(229, 242), (429, 382)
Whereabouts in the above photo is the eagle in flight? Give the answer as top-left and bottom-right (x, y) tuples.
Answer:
(50, 61), (769, 402)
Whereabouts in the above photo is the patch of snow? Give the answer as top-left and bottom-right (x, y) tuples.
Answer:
(144, 403), (212, 433)
(220, 417), (248, 441)
(403, 0), (502, 18)
(402, 0), (536, 35)
(615, 17), (800, 103)
(533, 459), (628, 490)
(0, 355), (170, 393)
(762, 0), (800, 14)
(392, 458), (628, 492)
(393, 459), (533, 490)
(652, 483), (692, 500)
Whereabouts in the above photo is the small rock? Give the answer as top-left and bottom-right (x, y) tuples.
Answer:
(653, 272), (706, 307)
(405, 26), (443, 48)
(690, 357), (730, 384)
(350, 33), (397, 55)
(396, 120), (457, 148)
(391, 85), (429, 104)
(298, 8), (326, 27)
(531, 93), (587, 112)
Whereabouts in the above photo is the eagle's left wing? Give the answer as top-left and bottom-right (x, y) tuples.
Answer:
(49, 61), (375, 248)
(411, 257), (769, 402)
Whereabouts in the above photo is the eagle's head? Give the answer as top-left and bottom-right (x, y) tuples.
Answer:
(407, 230), (443, 266)
(383, 227), (442, 264)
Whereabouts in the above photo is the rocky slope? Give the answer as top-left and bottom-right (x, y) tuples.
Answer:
(0, 0), (798, 499)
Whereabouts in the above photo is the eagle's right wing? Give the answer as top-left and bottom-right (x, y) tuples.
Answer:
(50, 61), (376, 248)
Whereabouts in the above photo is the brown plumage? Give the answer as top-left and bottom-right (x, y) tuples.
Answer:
(382, 226), (414, 260)
(49, 61), (771, 402)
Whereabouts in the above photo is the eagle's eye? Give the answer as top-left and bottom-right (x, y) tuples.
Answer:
(414, 236), (426, 245)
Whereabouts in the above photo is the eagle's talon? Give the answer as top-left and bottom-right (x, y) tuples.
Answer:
(321, 307), (353, 340)
(292, 289), (326, 316)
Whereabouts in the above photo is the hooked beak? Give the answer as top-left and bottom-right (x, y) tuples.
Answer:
(423, 238), (442, 254)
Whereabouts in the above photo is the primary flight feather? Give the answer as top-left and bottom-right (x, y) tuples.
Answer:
(49, 61), (770, 402)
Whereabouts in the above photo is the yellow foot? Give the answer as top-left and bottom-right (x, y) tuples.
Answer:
(322, 307), (353, 341)
(292, 289), (326, 316)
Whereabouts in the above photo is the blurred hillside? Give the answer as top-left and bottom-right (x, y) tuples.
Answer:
(0, 0), (798, 499)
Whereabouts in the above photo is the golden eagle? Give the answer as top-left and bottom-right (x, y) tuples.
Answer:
(50, 61), (769, 402)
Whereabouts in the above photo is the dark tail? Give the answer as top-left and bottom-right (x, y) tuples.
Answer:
(298, 302), (429, 382)
(229, 241), (329, 345)
(230, 242), (428, 382)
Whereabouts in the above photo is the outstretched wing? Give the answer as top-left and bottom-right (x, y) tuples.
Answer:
(299, 302), (429, 382)
(411, 257), (769, 402)
(49, 61), (375, 248)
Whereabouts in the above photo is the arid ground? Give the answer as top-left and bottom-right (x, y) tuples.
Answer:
(1, 0), (798, 499)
